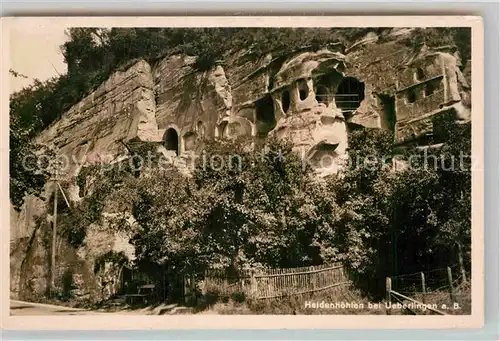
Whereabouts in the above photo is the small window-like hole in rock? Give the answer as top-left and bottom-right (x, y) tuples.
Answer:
(299, 89), (308, 101)
(407, 88), (418, 103)
(415, 68), (425, 81)
(297, 79), (309, 101)
(424, 81), (437, 97)
(281, 90), (291, 113)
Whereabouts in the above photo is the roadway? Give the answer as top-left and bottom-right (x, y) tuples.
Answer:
(10, 300), (103, 316)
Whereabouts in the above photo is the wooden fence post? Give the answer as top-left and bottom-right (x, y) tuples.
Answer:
(250, 270), (257, 299)
(420, 272), (426, 304)
(190, 273), (196, 304)
(183, 276), (189, 304)
(447, 267), (455, 302)
(240, 276), (245, 293)
(385, 277), (392, 315)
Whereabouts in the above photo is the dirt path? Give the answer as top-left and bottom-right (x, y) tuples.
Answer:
(10, 300), (106, 316)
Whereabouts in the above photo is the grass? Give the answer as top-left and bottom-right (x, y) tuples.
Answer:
(389, 280), (471, 315)
(197, 280), (472, 315)
(198, 284), (386, 315)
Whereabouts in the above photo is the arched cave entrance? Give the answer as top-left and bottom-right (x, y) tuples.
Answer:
(335, 77), (365, 115)
(164, 128), (179, 155)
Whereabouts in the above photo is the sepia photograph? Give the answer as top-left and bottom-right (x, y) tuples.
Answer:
(3, 16), (484, 329)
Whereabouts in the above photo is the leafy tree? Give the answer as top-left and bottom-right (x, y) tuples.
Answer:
(62, 28), (110, 76)
(327, 118), (471, 296)
(9, 78), (58, 210)
(9, 113), (51, 210)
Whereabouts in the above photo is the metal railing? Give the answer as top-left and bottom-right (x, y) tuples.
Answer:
(316, 94), (361, 112)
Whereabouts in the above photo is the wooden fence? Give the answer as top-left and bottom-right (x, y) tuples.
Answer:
(202, 262), (350, 300)
(385, 264), (469, 315)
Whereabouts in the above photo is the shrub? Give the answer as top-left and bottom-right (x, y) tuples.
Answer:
(230, 291), (246, 303)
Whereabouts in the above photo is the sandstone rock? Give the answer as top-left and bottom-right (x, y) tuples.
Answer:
(36, 60), (158, 178)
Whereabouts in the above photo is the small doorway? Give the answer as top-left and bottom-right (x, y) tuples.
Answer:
(164, 128), (179, 155)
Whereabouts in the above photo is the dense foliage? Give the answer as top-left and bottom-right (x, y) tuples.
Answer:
(326, 117), (471, 295)
(9, 88), (55, 210)
(52, 115), (471, 299)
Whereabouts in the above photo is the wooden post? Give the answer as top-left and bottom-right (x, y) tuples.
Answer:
(447, 266), (455, 302)
(420, 272), (426, 303)
(50, 171), (58, 295)
(240, 277), (245, 294)
(457, 242), (467, 285)
(183, 276), (189, 304)
(385, 277), (392, 315)
(163, 268), (167, 302)
(250, 271), (257, 299)
(190, 273), (196, 304)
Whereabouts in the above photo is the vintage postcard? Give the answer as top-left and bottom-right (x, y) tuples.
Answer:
(1, 16), (484, 330)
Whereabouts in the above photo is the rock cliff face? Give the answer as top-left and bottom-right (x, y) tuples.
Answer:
(35, 60), (157, 176)
(32, 28), (470, 178)
(10, 28), (471, 302)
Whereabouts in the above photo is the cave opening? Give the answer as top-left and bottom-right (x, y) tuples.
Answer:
(297, 79), (309, 101)
(378, 94), (396, 133)
(415, 67), (425, 81)
(217, 121), (228, 138)
(316, 86), (329, 106)
(424, 79), (439, 98)
(407, 87), (418, 104)
(314, 72), (341, 107)
(255, 93), (276, 137)
(281, 90), (291, 113)
(335, 77), (365, 114)
(164, 128), (179, 155)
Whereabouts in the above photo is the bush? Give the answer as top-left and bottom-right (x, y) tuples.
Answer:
(230, 291), (246, 303)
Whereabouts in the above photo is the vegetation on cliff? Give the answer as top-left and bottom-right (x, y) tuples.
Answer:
(49, 117), (471, 300)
